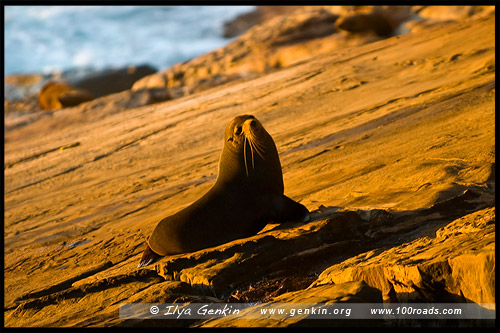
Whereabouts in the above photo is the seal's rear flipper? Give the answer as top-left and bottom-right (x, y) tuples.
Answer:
(274, 195), (310, 223)
(138, 244), (162, 268)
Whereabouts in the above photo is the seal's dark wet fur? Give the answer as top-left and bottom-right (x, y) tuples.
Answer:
(139, 115), (309, 268)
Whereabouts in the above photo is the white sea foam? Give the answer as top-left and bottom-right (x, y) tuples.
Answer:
(4, 5), (255, 75)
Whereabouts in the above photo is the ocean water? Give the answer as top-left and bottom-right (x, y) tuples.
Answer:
(4, 5), (255, 75)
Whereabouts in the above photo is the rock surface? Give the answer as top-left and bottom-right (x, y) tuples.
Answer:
(4, 7), (495, 328)
(222, 6), (303, 38)
(5, 64), (158, 110)
(131, 6), (368, 95)
(129, 6), (456, 98)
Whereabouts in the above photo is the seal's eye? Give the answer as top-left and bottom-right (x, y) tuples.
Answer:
(235, 126), (242, 135)
(250, 120), (257, 128)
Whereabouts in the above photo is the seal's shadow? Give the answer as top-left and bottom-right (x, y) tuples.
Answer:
(251, 187), (490, 284)
(264, 186), (488, 246)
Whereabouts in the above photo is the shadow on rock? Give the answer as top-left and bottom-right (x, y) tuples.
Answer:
(149, 186), (493, 303)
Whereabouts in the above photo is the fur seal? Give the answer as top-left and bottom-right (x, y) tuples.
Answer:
(39, 81), (94, 110)
(138, 115), (309, 268)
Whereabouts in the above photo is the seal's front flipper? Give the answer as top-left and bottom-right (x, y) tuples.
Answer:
(138, 244), (162, 268)
(273, 195), (310, 223)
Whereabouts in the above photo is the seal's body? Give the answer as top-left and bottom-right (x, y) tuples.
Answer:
(138, 115), (309, 267)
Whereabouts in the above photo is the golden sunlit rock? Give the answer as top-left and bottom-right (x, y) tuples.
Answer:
(4, 6), (494, 328)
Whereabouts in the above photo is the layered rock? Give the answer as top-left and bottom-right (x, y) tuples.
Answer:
(4, 8), (495, 328)
(313, 207), (495, 304)
(222, 6), (303, 38)
(131, 6), (460, 99)
(5, 64), (158, 111)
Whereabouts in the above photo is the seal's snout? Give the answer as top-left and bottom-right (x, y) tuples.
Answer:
(243, 118), (259, 132)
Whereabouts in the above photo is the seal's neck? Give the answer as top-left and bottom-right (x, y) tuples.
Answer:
(216, 142), (284, 194)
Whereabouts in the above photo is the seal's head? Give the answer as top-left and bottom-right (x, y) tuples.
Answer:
(219, 114), (283, 192)
(224, 115), (270, 175)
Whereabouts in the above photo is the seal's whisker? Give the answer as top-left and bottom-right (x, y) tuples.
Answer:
(248, 135), (265, 159)
(251, 134), (266, 152)
(250, 138), (256, 169)
(251, 138), (264, 160)
(249, 132), (265, 146)
(244, 136), (250, 176)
